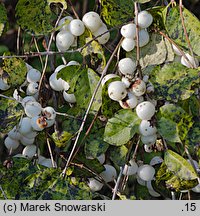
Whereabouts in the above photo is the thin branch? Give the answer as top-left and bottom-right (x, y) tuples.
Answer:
(134, 2), (142, 79)
(17, 27), (21, 55)
(61, 37), (123, 178)
(112, 167), (123, 200)
(179, 0), (195, 62)
(33, 37), (44, 69)
(0, 185), (7, 199)
(67, 0), (79, 19)
(47, 138), (57, 168)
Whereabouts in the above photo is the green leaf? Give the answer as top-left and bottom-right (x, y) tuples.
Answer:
(165, 6), (200, 55)
(136, 0), (151, 3)
(2, 54), (27, 87)
(127, 33), (174, 69)
(104, 109), (140, 146)
(156, 162), (198, 192)
(185, 122), (200, 146)
(39, 177), (92, 200)
(164, 150), (198, 180)
(157, 104), (193, 143)
(0, 99), (23, 134)
(85, 119), (109, 158)
(109, 145), (128, 166)
(149, 62), (199, 102)
(15, 0), (53, 36)
(0, 3), (8, 36)
(75, 68), (102, 112)
(157, 117), (181, 143)
(100, 0), (134, 27)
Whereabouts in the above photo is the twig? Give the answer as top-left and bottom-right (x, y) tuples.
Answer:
(171, 191), (176, 200)
(47, 138), (57, 168)
(61, 37), (123, 178)
(33, 37), (44, 69)
(112, 167), (123, 200)
(17, 27), (21, 55)
(179, 0), (195, 63)
(67, 0), (79, 19)
(134, 2), (142, 79)
(0, 185), (7, 200)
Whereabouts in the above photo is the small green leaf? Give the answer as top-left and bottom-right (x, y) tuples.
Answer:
(164, 150), (198, 180)
(104, 109), (140, 146)
(0, 99), (23, 134)
(150, 62), (199, 102)
(165, 6), (200, 55)
(100, 0), (134, 27)
(2, 54), (27, 87)
(85, 119), (109, 159)
(15, 0), (53, 35)
(157, 117), (181, 143)
(157, 104), (193, 143)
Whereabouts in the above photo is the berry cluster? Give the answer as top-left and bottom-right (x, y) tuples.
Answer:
(56, 11), (110, 52)
(121, 10), (153, 52)
(4, 65), (57, 168)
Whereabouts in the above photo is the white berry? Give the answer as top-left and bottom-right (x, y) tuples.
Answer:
(69, 19), (85, 36)
(120, 23), (136, 39)
(21, 96), (36, 107)
(4, 136), (20, 150)
(181, 53), (199, 68)
(22, 144), (40, 159)
(121, 38), (135, 52)
(93, 23), (110, 44)
(58, 16), (73, 31)
(19, 117), (33, 135)
(137, 164), (155, 181)
(82, 11), (102, 32)
(141, 134), (157, 145)
(136, 10), (153, 29)
(118, 58), (136, 77)
(119, 92), (138, 109)
(172, 44), (182, 56)
(27, 68), (41, 83)
(136, 101), (156, 120)
(131, 79), (146, 96)
(139, 120), (157, 136)
(147, 181), (160, 197)
(26, 82), (38, 95)
(144, 144), (154, 153)
(8, 126), (21, 140)
(39, 158), (55, 168)
(97, 154), (105, 164)
(56, 30), (75, 52)
(123, 159), (138, 176)
(31, 116), (46, 131)
(108, 81), (127, 101)
(150, 156), (163, 166)
(88, 178), (103, 192)
(42, 106), (56, 120)
(100, 164), (117, 182)
(20, 135), (35, 146)
(63, 91), (76, 103)
(138, 29), (150, 47)
(24, 101), (42, 118)
(0, 78), (10, 90)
